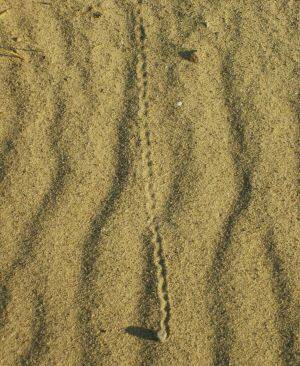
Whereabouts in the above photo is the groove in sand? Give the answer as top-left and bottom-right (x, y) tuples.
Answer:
(0, 62), (29, 184)
(19, 291), (47, 366)
(79, 60), (137, 365)
(0, 12), (70, 364)
(264, 228), (298, 366)
(208, 14), (254, 363)
(0, 2), (298, 365)
(134, 1), (171, 342)
(0, 89), (69, 365)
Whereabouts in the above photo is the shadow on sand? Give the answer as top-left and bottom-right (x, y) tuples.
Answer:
(125, 326), (159, 341)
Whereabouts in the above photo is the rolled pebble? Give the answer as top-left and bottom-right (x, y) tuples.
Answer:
(176, 101), (183, 107)
(157, 329), (167, 342)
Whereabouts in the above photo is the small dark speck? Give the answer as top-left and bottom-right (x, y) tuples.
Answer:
(179, 49), (199, 63)
(92, 12), (101, 18)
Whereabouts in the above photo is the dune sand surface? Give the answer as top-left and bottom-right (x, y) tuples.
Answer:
(0, 1), (299, 365)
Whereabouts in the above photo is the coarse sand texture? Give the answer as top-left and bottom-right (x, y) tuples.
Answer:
(0, 1), (299, 366)
(134, 1), (170, 342)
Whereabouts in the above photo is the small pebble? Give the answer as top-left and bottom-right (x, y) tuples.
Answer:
(92, 11), (102, 18)
(157, 329), (167, 342)
(179, 50), (199, 63)
(176, 101), (183, 107)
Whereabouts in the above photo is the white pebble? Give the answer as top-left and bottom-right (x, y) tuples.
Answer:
(176, 101), (183, 107)
(157, 329), (167, 342)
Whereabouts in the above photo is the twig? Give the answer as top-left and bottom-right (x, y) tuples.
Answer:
(0, 8), (10, 16)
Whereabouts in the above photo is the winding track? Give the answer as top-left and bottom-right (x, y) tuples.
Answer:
(0, 1), (299, 365)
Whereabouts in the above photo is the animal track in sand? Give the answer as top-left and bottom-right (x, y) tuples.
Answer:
(134, 0), (170, 343)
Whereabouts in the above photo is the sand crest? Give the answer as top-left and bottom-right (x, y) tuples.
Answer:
(0, 1), (299, 365)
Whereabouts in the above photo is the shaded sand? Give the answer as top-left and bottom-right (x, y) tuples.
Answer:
(0, 1), (299, 365)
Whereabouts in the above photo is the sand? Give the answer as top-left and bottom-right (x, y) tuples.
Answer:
(0, 0), (299, 365)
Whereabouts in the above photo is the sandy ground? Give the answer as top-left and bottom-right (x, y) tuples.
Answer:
(0, 1), (299, 365)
